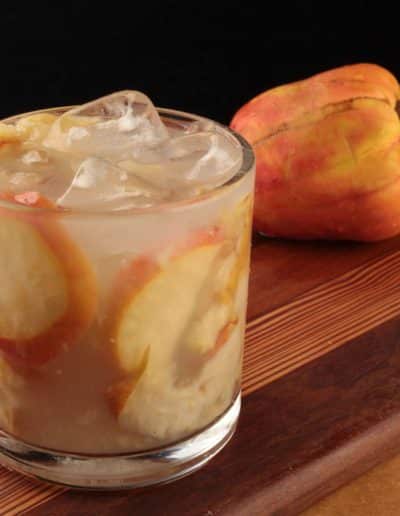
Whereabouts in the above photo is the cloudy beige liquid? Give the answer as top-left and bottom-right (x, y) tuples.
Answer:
(0, 103), (253, 453)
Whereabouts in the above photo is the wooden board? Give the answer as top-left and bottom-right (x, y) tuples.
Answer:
(4, 234), (400, 515)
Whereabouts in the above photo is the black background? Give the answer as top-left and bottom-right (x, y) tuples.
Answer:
(0, 1), (397, 125)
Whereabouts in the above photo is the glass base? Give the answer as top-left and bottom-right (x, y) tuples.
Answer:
(0, 394), (240, 490)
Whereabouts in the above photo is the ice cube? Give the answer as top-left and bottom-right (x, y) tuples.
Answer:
(44, 91), (169, 160)
(169, 132), (241, 185)
(118, 130), (242, 198)
(57, 157), (168, 210)
(21, 149), (49, 165)
(0, 147), (56, 193)
(0, 169), (44, 192)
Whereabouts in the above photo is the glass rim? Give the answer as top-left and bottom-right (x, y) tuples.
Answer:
(0, 106), (255, 217)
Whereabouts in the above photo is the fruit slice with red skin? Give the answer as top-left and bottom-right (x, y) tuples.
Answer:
(107, 255), (161, 375)
(109, 235), (224, 376)
(0, 192), (97, 366)
(183, 195), (252, 356)
(106, 228), (231, 410)
(107, 198), (252, 430)
(106, 231), (244, 439)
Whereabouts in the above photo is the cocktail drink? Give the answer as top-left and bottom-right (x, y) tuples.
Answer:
(0, 92), (254, 488)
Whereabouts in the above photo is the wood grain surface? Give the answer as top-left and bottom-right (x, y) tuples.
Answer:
(302, 451), (400, 516)
(3, 234), (400, 515)
(0, 468), (63, 516)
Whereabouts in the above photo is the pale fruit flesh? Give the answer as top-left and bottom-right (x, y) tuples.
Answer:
(108, 196), (252, 440)
(0, 194), (97, 365)
(0, 216), (68, 340)
(115, 243), (224, 374)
